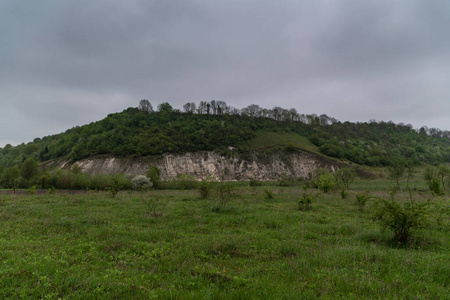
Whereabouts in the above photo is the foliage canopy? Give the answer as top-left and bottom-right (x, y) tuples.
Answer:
(2, 100), (450, 172)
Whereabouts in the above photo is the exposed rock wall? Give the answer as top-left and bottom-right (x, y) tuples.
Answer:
(44, 150), (344, 181)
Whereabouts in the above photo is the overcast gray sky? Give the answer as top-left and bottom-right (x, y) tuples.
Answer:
(1, 0), (450, 147)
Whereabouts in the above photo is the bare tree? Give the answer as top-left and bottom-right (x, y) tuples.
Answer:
(216, 101), (227, 115)
(288, 108), (299, 121)
(183, 102), (196, 113)
(138, 99), (153, 113)
(197, 101), (208, 114)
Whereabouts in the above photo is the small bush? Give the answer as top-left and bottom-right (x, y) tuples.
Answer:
(249, 179), (263, 187)
(175, 174), (199, 190)
(278, 174), (290, 187)
(373, 198), (428, 243)
(264, 188), (274, 199)
(340, 188), (348, 199)
(132, 175), (152, 191)
(430, 198), (450, 230)
(48, 186), (56, 195)
(298, 193), (313, 211)
(199, 181), (211, 199)
(335, 168), (356, 198)
(424, 166), (444, 196)
(107, 175), (122, 198)
(355, 191), (371, 211)
(26, 185), (37, 195)
(284, 143), (296, 152)
(318, 173), (335, 193)
(429, 178), (444, 196)
(217, 183), (234, 206)
(146, 166), (162, 190)
(309, 168), (329, 188)
(334, 168), (356, 190)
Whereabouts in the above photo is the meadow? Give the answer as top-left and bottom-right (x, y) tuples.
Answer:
(0, 179), (448, 299)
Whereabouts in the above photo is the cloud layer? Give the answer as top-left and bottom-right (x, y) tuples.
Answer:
(2, 0), (450, 146)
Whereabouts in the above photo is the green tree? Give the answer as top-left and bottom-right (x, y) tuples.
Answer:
(107, 175), (122, 198)
(39, 166), (51, 189)
(310, 168), (329, 189)
(318, 173), (335, 193)
(335, 168), (356, 198)
(1, 165), (21, 193)
(157, 102), (173, 114)
(335, 168), (356, 190)
(21, 157), (39, 186)
(146, 166), (162, 189)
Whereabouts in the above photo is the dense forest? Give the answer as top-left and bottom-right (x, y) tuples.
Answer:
(1, 100), (450, 173)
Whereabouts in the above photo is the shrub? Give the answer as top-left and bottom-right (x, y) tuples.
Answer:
(249, 179), (263, 187)
(132, 175), (152, 191)
(430, 198), (450, 230)
(318, 173), (335, 193)
(199, 181), (211, 199)
(335, 168), (356, 191)
(89, 174), (110, 190)
(72, 173), (89, 190)
(48, 186), (56, 195)
(298, 193), (313, 211)
(308, 168), (332, 189)
(355, 191), (371, 211)
(373, 197), (428, 243)
(423, 166), (444, 196)
(264, 188), (274, 199)
(146, 166), (162, 189)
(340, 188), (349, 199)
(39, 172), (51, 189)
(175, 174), (199, 190)
(217, 183), (234, 206)
(284, 143), (296, 152)
(107, 175), (122, 198)
(116, 174), (133, 190)
(26, 185), (37, 195)
(278, 174), (290, 187)
(437, 165), (450, 191)
(309, 168), (329, 188)
(429, 178), (444, 196)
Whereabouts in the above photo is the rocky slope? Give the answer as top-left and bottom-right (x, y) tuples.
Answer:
(44, 149), (347, 181)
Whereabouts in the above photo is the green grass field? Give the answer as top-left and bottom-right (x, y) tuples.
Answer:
(0, 181), (448, 299)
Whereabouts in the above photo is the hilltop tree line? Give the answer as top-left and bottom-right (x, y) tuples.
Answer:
(1, 100), (450, 173)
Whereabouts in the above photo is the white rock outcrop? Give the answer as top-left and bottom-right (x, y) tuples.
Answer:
(45, 150), (342, 181)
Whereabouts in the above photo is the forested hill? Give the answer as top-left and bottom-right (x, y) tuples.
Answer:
(1, 100), (450, 171)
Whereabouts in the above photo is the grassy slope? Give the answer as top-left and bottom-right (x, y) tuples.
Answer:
(0, 182), (448, 299)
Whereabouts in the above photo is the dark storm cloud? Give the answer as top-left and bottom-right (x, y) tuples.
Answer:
(1, 0), (450, 146)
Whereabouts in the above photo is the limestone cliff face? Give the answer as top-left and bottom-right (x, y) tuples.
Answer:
(45, 150), (343, 181)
